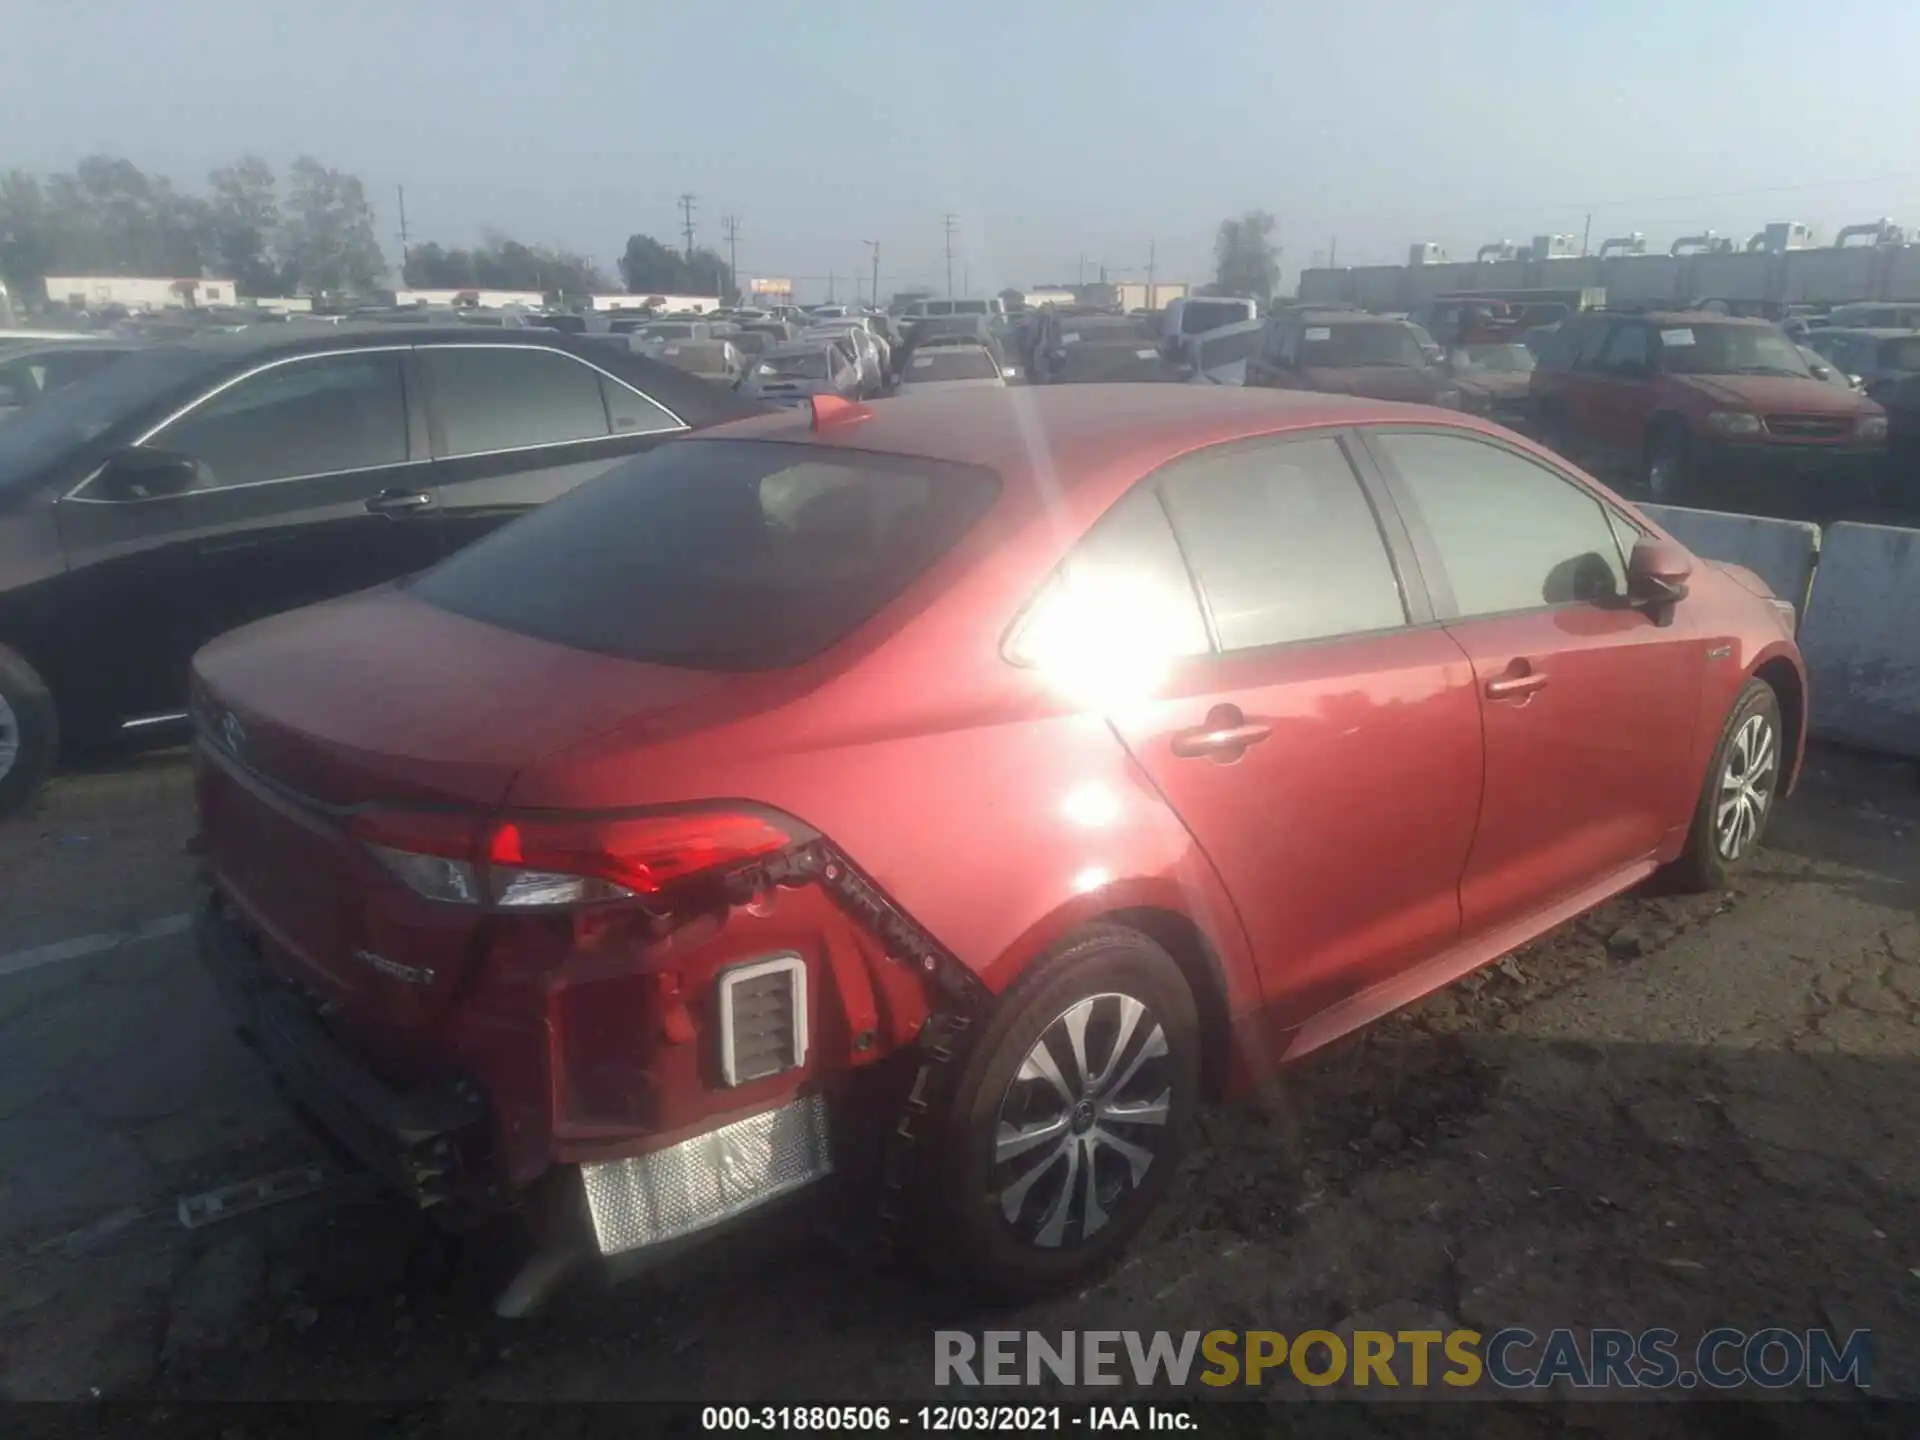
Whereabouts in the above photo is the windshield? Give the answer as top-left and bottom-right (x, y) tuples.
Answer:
(1450, 343), (1535, 374)
(0, 343), (221, 484)
(903, 347), (1000, 382)
(640, 324), (694, 341)
(1878, 337), (1920, 372)
(1656, 324), (1812, 378)
(1303, 323), (1427, 368)
(411, 440), (1001, 669)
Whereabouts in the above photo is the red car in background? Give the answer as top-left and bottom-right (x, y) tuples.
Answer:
(190, 387), (1806, 1310)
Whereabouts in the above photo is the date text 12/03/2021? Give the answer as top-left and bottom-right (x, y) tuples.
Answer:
(701, 1406), (1198, 1431)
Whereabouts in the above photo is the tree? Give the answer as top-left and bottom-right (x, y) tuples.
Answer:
(404, 234), (607, 295)
(280, 156), (385, 296)
(617, 232), (732, 300)
(0, 170), (56, 301)
(1214, 210), (1280, 300)
(206, 155), (291, 296)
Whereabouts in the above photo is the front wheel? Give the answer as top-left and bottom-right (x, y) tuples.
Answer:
(915, 925), (1200, 1298)
(1664, 678), (1783, 892)
(0, 644), (59, 819)
(1644, 424), (1694, 504)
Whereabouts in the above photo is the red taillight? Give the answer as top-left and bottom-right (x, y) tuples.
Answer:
(488, 812), (792, 898)
(351, 807), (793, 908)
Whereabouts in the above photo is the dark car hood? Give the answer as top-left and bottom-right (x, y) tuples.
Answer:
(1299, 365), (1446, 402)
(1672, 374), (1866, 414)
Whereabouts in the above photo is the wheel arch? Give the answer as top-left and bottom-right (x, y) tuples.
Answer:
(1100, 905), (1234, 1100)
(1752, 652), (1806, 794)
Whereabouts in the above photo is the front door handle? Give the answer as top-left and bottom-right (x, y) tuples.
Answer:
(1485, 663), (1549, 700)
(1170, 704), (1272, 760)
(365, 489), (434, 516)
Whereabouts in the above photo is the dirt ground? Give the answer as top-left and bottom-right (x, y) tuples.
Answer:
(2, 742), (1917, 1430)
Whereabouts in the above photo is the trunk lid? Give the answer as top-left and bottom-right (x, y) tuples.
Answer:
(192, 584), (739, 1027)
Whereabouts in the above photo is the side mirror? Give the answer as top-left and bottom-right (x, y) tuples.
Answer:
(1809, 362), (1833, 380)
(1627, 538), (1691, 617)
(98, 446), (201, 499)
(1849, 374), (1865, 391)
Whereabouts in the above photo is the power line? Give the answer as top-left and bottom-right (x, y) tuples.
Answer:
(678, 194), (697, 262)
(943, 214), (959, 298)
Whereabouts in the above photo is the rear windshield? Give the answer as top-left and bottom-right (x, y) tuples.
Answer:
(904, 347), (1000, 381)
(1182, 300), (1253, 334)
(760, 350), (829, 379)
(411, 439), (1002, 669)
(640, 324), (695, 341)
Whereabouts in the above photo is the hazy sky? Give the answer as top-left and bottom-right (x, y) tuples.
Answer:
(9, 0), (1920, 300)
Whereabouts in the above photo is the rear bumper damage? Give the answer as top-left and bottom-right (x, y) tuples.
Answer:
(197, 896), (493, 1209)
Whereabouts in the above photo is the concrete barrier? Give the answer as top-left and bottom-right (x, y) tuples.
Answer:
(1798, 521), (1920, 758)
(1640, 503), (1822, 615)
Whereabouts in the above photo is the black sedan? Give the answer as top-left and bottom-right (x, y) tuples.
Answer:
(0, 325), (761, 813)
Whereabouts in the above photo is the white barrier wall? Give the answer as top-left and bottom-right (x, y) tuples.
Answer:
(1639, 504), (1822, 615)
(1797, 523), (1920, 758)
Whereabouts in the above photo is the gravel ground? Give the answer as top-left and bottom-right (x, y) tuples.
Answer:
(2, 743), (1917, 1431)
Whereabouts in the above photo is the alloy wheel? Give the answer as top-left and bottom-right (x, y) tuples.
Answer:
(992, 992), (1175, 1250)
(1716, 711), (1778, 860)
(0, 692), (18, 784)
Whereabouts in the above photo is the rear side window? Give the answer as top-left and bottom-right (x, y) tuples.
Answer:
(412, 440), (1002, 669)
(421, 346), (613, 456)
(1157, 435), (1408, 652)
(1375, 431), (1626, 617)
(1009, 484), (1209, 668)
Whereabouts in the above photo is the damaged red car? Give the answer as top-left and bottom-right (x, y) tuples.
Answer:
(191, 387), (1807, 1312)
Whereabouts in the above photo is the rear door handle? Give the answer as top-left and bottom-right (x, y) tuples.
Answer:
(365, 489), (434, 516)
(1170, 705), (1272, 760)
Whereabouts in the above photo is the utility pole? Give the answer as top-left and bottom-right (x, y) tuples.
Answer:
(864, 240), (880, 311)
(827, 269), (836, 304)
(1147, 239), (1156, 308)
(395, 185), (411, 268)
(1582, 211), (1593, 256)
(1329, 235), (1338, 268)
(1078, 252), (1086, 286)
(678, 193), (697, 262)
(721, 215), (740, 299)
(943, 214), (959, 298)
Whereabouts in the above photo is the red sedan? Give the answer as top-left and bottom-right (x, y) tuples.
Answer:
(190, 387), (1806, 1308)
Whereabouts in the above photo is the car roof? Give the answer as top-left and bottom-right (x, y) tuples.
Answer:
(1294, 311), (1408, 326)
(695, 386), (1471, 503)
(1603, 310), (1771, 327)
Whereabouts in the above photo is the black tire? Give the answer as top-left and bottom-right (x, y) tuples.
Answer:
(913, 924), (1200, 1298)
(1663, 678), (1783, 892)
(0, 643), (58, 819)
(1643, 422), (1694, 505)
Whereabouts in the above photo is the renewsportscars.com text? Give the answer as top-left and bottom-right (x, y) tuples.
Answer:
(934, 1327), (1873, 1391)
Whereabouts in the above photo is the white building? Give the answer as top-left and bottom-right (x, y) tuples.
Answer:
(43, 275), (237, 311)
(393, 287), (546, 310)
(588, 292), (722, 314)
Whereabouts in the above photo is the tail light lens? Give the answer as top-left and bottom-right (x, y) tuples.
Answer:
(349, 809), (794, 909)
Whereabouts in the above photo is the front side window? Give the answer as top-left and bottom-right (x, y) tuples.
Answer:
(420, 346), (614, 457)
(1600, 323), (1650, 372)
(1374, 431), (1627, 617)
(151, 350), (408, 490)
(1157, 435), (1408, 653)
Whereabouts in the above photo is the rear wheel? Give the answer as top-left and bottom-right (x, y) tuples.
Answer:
(0, 644), (58, 818)
(1664, 678), (1783, 892)
(916, 925), (1200, 1298)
